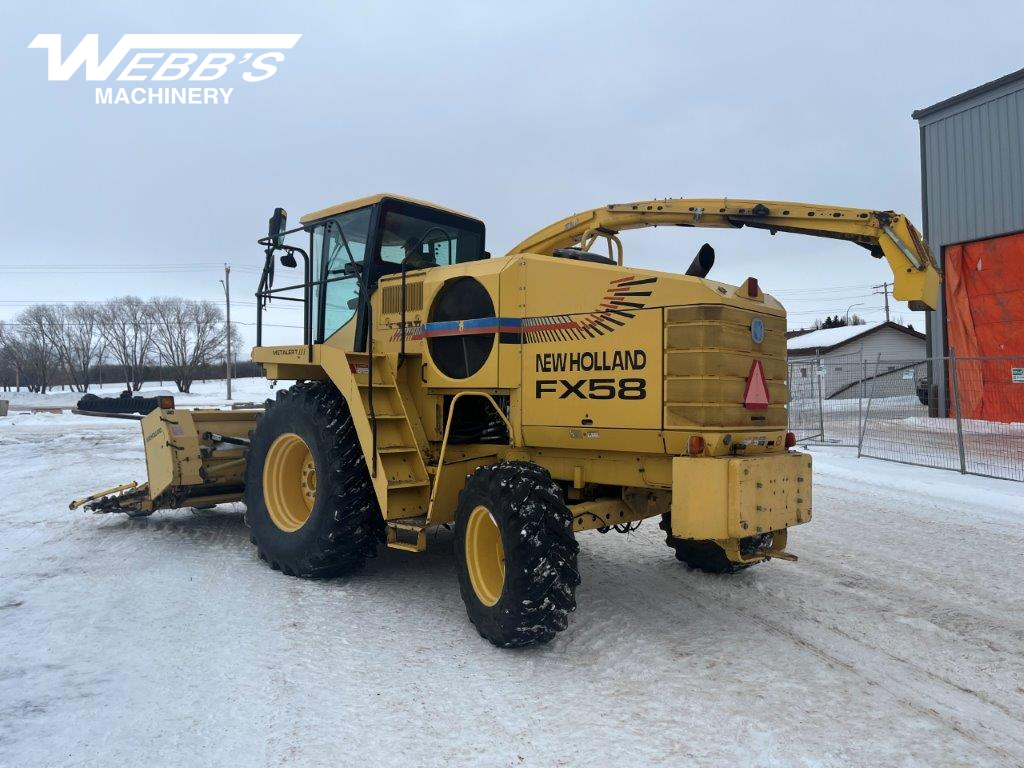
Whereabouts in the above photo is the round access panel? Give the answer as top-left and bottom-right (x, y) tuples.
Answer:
(428, 277), (495, 379)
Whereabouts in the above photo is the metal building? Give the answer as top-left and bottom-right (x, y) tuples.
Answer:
(913, 68), (1024, 414)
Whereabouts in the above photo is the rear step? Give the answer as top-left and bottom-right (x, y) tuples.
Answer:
(386, 516), (429, 552)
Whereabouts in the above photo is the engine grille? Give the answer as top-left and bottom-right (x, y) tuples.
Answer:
(663, 304), (787, 429)
(380, 281), (424, 316)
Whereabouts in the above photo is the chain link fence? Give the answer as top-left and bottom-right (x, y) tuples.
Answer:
(788, 351), (869, 447)
(788, 353), (1024, 482)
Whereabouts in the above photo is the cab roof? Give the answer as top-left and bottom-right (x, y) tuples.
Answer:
(299, 193), (479, 225)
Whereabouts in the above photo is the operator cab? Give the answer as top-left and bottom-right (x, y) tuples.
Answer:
(259, 194), (487, 351)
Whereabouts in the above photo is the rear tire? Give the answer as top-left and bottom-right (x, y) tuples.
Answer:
(659, 513), (753, 574)
(244, 382), (383, 577)
(455, 461), (579, 647)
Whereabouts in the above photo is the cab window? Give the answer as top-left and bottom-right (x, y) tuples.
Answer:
(379, 209), (483, 269)
(312, 206), (372, 339)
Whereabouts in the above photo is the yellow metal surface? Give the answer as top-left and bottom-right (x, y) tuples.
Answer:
(465, 505), (505, 606)
(713, 529), (794, 565)
(386, 518), (429, 552)
(509, 198), (940, 310)
(141, 408), (257, 501)
(252, 344), (326, 380)
(318, 345), (432, 520)
(664, 304), (787, 429)
(671, 452), (812, 541)
(262, 433), (315, 532)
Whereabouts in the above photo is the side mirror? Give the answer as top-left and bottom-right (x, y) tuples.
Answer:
(268, 207), (287, 247)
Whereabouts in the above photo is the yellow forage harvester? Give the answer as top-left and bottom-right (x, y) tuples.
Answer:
(73, 195), (940, 647)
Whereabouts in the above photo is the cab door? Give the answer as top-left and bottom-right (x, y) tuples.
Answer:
(312, 205), (375, 350)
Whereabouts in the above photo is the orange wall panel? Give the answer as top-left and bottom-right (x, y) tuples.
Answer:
(944, 232), (1024, 423)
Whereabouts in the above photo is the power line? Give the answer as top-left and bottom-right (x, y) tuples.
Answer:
(0, 264), (263, 274)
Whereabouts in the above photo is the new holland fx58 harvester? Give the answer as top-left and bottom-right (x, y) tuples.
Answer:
(73, 195), (940, 647)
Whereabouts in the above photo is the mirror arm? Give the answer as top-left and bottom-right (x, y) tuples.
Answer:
(255, 238), (312, 358)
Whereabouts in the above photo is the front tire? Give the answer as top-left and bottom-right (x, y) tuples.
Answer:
(455, 461), (579, 647)
(244, 382), (382, 577)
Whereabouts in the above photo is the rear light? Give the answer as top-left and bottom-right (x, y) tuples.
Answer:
(158, 395), (175, 410)
(785, 431), (797, 449)
(687, 435), (705, 455)
(747, 277), (759, 297)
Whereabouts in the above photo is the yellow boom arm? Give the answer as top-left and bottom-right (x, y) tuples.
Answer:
(508, 198), (940, 310)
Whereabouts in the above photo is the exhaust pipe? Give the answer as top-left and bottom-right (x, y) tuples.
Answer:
(686, 243), (715, 278)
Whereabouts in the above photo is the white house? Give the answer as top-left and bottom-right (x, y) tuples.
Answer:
(787, 322), (927, 400)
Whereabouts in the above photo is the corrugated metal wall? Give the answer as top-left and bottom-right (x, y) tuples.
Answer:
(915, 72), (1024, 405)
(921, 87), (1024, 248)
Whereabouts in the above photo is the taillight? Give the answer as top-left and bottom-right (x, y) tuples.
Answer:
(688, 435), (705, 455)
(747, 277), (759, 297)
(785, 432), (797, 449)
(158, 395), (175, 410)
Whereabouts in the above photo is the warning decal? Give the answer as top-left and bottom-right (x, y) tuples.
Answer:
(743, 360), (770, 410)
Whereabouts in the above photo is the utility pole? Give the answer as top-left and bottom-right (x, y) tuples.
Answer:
(872, 281), (891, 323)
(220, 265), (233, 400)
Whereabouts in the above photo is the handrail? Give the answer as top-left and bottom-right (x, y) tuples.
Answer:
(427, 392), (515, 522)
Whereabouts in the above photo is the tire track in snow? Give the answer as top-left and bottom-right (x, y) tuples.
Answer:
(580, 536), (1024, 766)
(683, 585), (1024, 766)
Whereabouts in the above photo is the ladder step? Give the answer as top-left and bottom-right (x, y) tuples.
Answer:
(369, 413), (406, 420)
(389, 515), (428, 531)
(385, 517), (428, 552)
(387, 479), (429, 490)
(377, 446), (417, 455)
(358, 381), (396, 389)
(386, 539), (425, 553)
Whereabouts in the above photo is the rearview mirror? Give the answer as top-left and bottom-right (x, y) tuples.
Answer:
(268, 207), (287, 247)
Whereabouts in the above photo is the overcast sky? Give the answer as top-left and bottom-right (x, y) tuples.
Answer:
(2, 1), (1023, 351)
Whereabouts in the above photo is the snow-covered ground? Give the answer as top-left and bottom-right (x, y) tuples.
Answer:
(2, 404), (1023, 766)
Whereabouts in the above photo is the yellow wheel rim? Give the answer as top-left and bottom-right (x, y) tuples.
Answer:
(465, 505), (505, 607)
(263, 433), (316, 533)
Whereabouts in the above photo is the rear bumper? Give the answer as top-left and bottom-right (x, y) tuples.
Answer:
(670, 451), (812, 541)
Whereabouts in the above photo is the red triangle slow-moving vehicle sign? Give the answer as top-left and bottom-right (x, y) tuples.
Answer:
(743, 359), (770, 410)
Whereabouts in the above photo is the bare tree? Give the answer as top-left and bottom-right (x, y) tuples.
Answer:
(37, 304), (104, 392)
(97, 297), (155, 391)
(0, 321), (24, 391)
(150, 298), (226, 393)
(9, 306), (55, 393)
